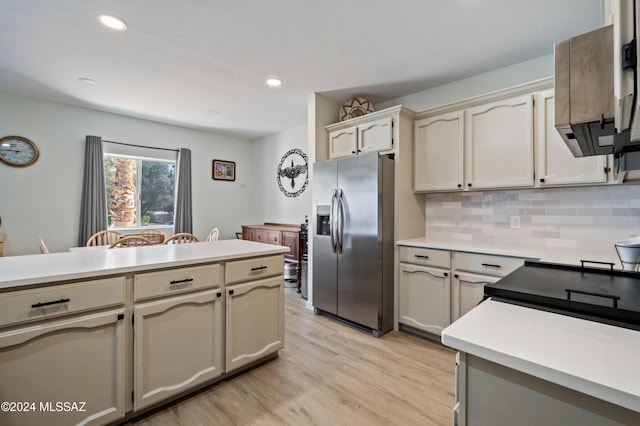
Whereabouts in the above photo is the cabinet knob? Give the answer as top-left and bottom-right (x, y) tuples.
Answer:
(540, 178), (545, 183)
(467, 183), (472, 188)
(351, 150), (356, 154)
(457, 184), (462, 188)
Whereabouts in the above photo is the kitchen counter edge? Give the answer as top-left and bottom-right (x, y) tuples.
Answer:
(0, 239), (289, 292)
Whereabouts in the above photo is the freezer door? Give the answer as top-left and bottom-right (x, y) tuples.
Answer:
(312, 159), (338, 315)
(337, 154), (382, 329)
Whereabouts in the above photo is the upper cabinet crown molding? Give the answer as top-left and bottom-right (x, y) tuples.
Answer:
(325, 105), (415, 132)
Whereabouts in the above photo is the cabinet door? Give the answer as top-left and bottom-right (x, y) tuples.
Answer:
(329, 126), (358, 159)
(465, 95), (534, 189)
(133, 289), (224, 411)
(535, 89), (607, 186)
(358, 116), (393, 154)
(451, 272), (499, 322)
(0, 309), (126, 426)
(226, 276), (284, 372)
(281, 231), (299, 261)
(398, 263), (450, 335)
(414, 112), (464, 191)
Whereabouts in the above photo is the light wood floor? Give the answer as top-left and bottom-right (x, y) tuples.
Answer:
(130, 288), (456, 426)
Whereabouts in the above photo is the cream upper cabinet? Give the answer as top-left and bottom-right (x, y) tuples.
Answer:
(328, 125), (357, 159)
(358, 116), (393, 154)
(535, 89), (608, 186)
(465, 94), (534, 189)
(414, 111), (464, 191)
(327, 107), (404, 159)
(329, 117), (393, 159)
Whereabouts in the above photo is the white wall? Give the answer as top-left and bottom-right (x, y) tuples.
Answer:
(250, 125), (311, 224)
(377, 55), (553, 111)
(0, 91), (257, 255)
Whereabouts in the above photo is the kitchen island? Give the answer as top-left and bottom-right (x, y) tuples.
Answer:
(0, 240), (288, 426)
(442, 299), (640, 425)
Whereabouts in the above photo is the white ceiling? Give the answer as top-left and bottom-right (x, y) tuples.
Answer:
(0, 0), (602, 140)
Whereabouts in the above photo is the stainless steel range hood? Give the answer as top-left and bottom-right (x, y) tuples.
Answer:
(554, 1), (639, 161)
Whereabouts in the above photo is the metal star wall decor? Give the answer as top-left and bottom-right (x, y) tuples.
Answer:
(277, 148), (308, 198)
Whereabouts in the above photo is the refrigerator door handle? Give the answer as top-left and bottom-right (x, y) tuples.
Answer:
(336, 188), (344, 254)
(330, 188), (337, 253)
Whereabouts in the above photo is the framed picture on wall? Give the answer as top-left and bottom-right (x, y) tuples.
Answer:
(212, 159), (236, 181)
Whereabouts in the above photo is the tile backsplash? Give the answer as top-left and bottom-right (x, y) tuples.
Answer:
(425, 184), (640, 251)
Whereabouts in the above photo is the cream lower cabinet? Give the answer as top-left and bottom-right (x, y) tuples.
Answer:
(451, 272), (500, 322)
(0, 276), (126, 426)
(0, 309), (126, 426)
(535, 89), (608, 187)
(398, 246), (451, 336)
(452, 251), (530, 322)
(398, 263), (451, 336)
(226, 276), (284, 372)
(465, 94), (534, 189)
(133, 289), (224, 411)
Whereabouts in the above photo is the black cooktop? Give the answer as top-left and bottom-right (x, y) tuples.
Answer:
(484, 260), (640, 330)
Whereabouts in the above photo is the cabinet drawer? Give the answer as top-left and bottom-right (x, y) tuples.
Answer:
(399, 246), (450, 268)
(254, 230), (281, 245)
(454, 252), (527, 277)
(134, 264), (222, 301)
(0, 276), (125, 328)
(225, 255), (283, 285)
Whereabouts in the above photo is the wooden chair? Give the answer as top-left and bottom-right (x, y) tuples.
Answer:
(137, 228), (165, 244)
(164, 233), (199, 244)
(206, 228), (220, 242)
(109, 236), (153, 248)
(37, 237), (49, 254)
(87, 230), (122, 247)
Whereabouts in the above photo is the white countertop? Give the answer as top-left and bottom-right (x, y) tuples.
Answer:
(442, 299), (640, 413)
(396, 237), (622, 268)
(0, 239), (289, 291)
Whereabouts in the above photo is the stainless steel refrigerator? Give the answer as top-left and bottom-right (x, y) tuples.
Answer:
(312, 153), (394, 337)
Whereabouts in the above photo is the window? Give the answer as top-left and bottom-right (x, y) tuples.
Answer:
(104, 154), (175, 227)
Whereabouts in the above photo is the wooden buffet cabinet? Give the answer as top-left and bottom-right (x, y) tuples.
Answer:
(241, 223), (304, 290)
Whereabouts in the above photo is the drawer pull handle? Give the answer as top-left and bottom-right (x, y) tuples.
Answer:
(414, 255), (429, 260)
(251, 266), (268, 271)
(170, 278), (194, 285)
(481, 263), (501, 269)
(32, 298), (70, 308)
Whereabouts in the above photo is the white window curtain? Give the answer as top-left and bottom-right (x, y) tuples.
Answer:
(78, 135), (107, 246)
(173, 148), (193, 234)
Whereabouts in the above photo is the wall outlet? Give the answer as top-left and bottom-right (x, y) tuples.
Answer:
(510, 216), (521, 229)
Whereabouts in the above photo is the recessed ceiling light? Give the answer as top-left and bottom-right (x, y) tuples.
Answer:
(98, 14), (127, 31)
(207, 110), (220, 116)
(78, 78), (98, 85)
(266, 78), (282, 87)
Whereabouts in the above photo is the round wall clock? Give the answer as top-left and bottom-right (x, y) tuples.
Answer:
(277, 148), (308, 198)
(0, 136), (39, 167)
